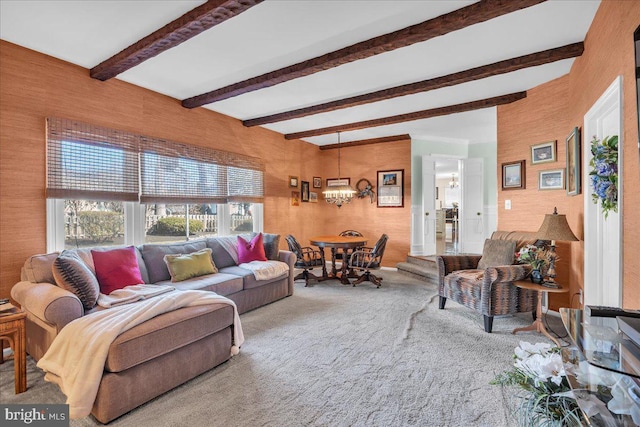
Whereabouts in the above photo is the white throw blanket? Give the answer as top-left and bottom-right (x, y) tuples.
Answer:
(97, 284), (175, 308)
(238, 260), (289, 281)
(37, 289), (244, 419)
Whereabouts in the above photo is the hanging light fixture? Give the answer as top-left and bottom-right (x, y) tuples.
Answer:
(449, 173), (459, 189)
(323, 132), (356, 208)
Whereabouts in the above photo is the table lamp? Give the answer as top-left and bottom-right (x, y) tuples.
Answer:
(536, 207), (579, 283)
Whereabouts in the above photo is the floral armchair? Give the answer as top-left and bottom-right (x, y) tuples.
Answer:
(437, 231), (546, 333)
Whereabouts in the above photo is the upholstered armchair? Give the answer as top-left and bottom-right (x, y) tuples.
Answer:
(285, 235), (324, 286)
(437, 231), (543, 333)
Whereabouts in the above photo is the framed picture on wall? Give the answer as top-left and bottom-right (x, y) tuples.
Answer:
(289, 176), (298, 188)
(502, 160), (525, 190)
(530, 141), (557, 165)
(309, 191), (318, 203)
(377, 169), (404, 207)
(301, 181), (310, 202)
(313, 177), (322, 188)
(538, 169), (565, 190)
(291, 191), (300, 206)
(566, 127), (581, 196)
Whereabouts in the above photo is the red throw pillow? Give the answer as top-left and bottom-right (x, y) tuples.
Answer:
(91, 246), (144, 294)
(237, 233), (267, 263)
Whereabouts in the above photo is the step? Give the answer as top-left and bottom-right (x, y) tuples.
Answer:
(396, 261), (439, 284)
(405, 255), (438, 270)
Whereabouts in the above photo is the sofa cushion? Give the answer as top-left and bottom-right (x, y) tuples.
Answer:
(22, 252), (59, 284)
(252, 232), (280, 261)
(163, 248), (218, 282)
(237, 233), (267, 263)
(92, 246), (144, 294)
(219, 265), (289, 290)
(75, 246), (150, 285)
(156, 273), (243, 296)
(105, 304), (234, 373)
(490, 230), (549, 252)
(206, 238), (237, 269)
(51, 250), (100, 310)
(140, 241), (207, 283)
(477, 239), (516, 270)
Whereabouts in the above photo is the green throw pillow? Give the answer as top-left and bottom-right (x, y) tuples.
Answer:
(163, 248), (218, 282)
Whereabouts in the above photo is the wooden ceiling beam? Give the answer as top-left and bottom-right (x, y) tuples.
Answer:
(284, 92), (526, 140)
(319, 134), (411, 150)
(182, 0), (545, 108)
(245, 42), (583, 127)
(90, 0), (263, 81)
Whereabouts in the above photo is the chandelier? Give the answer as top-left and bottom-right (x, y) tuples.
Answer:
(449, 173), (459, 189)
(323, 132), (356, 208)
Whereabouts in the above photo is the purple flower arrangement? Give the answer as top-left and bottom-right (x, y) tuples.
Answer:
(589, 135), (618, 218)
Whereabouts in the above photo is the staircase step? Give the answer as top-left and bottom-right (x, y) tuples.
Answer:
(396, 261), (439, 284)
(405, 255), (438, 270)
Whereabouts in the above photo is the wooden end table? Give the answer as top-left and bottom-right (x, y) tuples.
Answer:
(0, 305), (27, 393)
(512, 280), (568, 346)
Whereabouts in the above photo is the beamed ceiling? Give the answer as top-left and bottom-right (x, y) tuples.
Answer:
(0, 0), (601, 148)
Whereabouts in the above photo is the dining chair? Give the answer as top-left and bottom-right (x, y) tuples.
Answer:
(285, 234), (325, 286)
(334, 230), (364, 270)
(348, 234), (388, 288)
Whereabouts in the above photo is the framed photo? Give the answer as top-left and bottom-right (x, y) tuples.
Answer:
(326, 178), (350, 187)
(309, 191), (318, 203)
(313, 177), (322, 188)
(502, 160), (525, 190)
(566, 127), (581, 196)
(538, 169), (565, 190)
(289, 176), (298, 188)
(291, 191), (300, 206)
(377, 169), (404, 208)
(301, 181), (310, 202)
(530, 141), (557, 165)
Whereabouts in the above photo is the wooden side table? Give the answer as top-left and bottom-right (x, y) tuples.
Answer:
(0, 306), (27, 393)
(512, 280), (568, 346)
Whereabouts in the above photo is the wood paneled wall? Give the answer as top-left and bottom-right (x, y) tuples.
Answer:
(0, 41), (411, 298)
(497, 1), (640, 309)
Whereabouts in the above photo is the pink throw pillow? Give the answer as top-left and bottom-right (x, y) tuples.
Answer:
(91, 246), (144, 294)
(237, 233), (267, 263)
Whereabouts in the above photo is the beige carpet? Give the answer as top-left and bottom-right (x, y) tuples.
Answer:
(0, 270), (566, 426)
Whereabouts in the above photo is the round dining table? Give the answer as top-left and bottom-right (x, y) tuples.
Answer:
(309, 235), (367, 284)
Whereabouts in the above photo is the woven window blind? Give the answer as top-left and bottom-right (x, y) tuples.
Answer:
(46, 118), (139, 201)
(47, 118), (264, 204)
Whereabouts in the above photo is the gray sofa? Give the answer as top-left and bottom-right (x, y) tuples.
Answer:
(11, 233), (295, 423)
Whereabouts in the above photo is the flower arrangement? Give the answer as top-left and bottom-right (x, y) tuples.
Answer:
(515, 244), (547, 271)
(492, 342), (582, 426)
(589, 135), (618, 218)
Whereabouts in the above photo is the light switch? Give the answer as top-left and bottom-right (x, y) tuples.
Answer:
(505, 200), (511, 210)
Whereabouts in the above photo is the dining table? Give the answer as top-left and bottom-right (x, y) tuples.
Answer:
(309, 235), (367, 285)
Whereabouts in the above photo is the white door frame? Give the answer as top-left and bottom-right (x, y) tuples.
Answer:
(583, 76), (623, 307)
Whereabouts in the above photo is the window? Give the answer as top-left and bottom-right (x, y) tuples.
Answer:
(46, 118), (264, 252)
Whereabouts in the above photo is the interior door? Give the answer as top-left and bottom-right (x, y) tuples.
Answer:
(584, 77), (623, 307)
(459, 158), (484, 254)
(421, 155), (437, 255)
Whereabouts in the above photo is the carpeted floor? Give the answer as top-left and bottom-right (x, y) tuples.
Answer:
(0, 270), (567, 426)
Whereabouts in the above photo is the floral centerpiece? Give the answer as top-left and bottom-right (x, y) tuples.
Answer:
(589, 135), (618, 218)
(515, 244), (549, 283)
(492, 342), (582, 426)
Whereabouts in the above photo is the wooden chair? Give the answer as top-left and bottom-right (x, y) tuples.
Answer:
(334, 230), (364, 270)
(349, 234), (388, 288)
(285, 235), (324, 286)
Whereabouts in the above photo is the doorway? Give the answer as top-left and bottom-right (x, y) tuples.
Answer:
(435, 159), (461, 254)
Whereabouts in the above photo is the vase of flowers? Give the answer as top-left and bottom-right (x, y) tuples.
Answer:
(589, 135), (618, 218)
(492, 342), (582, 426)
(515, 244), (547, 284)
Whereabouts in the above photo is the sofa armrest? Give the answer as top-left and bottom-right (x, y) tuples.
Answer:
(436, 255), (482, 276)
(279, 250), (296, 296)
(11, 281), (84, 332)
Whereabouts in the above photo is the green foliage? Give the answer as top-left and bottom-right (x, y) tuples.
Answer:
(589, 135), (618, 218)
(149, 216), (203, 236)
(77, 211), (123, 244)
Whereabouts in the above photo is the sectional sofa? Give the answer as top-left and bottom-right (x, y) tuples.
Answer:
(11, 233), (295, 423)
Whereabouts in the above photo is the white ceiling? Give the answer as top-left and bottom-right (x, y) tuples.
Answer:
(0, 0), (601, 146)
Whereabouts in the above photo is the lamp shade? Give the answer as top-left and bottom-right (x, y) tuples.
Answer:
(536, 207), (578, 242)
